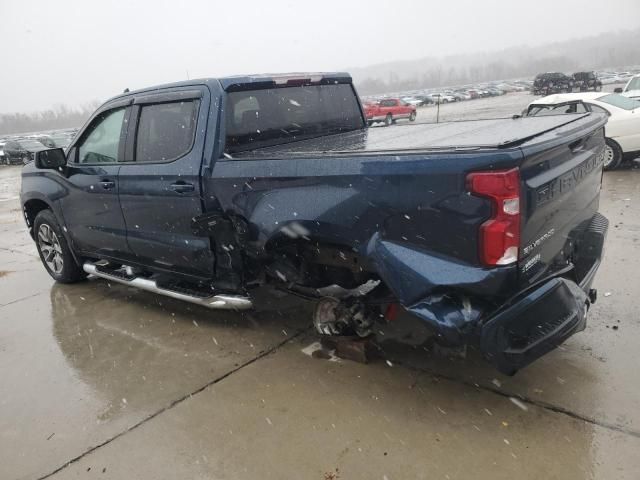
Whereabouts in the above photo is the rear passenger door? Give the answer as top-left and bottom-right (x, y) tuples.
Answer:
(117, 87), (215, 280)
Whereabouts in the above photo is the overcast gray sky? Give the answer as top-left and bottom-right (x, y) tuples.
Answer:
(0, 0), (638, 113)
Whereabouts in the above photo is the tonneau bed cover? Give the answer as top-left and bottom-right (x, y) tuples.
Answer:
(231, 113), (595, 158)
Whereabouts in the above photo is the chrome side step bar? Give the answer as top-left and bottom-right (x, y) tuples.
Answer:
(83, 263), (252, 310)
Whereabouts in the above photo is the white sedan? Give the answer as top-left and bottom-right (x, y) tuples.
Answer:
(616, 74), (640, 101)
(525, 92), (640, 170)
(400, 96), (425, 107)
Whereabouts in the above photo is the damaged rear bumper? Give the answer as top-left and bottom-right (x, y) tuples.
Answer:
(480, 277), (589, 374)
(368, 213), (609, 374)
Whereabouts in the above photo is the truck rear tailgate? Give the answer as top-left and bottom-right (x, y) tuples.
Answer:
(517, 113), (608, 288)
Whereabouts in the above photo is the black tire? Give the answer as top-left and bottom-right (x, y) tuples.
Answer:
(384, 114), (393, 126)
(33, 210), (87, 283)
(603, 138), (623, 171)
(409, 111), (417, 122)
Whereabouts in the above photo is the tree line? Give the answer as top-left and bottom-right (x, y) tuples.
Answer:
(351, 29), (640, 95)
(0, 102), (100, 136)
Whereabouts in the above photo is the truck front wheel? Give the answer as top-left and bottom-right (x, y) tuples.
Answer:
(34, 210), (87, 283)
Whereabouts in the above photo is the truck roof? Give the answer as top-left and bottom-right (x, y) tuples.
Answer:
(231, 113), (600, 158)
(108, 72), (352, 102)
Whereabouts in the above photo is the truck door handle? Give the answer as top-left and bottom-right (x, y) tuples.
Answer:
(170, 182), (194, 193)
(99, 180), (116, 190)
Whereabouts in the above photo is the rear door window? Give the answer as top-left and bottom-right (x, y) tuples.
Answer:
(134, 100), (199, 162)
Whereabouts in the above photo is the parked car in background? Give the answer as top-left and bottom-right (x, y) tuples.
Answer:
(598, 73), (622, 85)
(525, 92), (640, 170)
(33, 135), (56, 148)
(532, 73), (573, 95)
(400, 96), (424, 107)
(48, 132), (75, 149)
(486, 87), (505, 96)
(430, 93), (456, 103)
(452, 91), (470, 101)
(615, 74), (640, 100)
(413, 94), (434, 105)
(3, 138), (47, 165)
(573, 71), (602, 92)
(364, 98), (416, 126)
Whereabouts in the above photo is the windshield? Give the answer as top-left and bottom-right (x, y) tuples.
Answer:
(597, 94), (640, 110)
(225, 83), (364, 154)
(626, 77), (640, 91)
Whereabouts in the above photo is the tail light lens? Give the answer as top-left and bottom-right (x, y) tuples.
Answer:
(466, 168), (521, 267)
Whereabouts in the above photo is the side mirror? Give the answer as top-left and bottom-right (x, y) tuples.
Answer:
(614, 87), (623, 94)
(35, 148), (67, 169)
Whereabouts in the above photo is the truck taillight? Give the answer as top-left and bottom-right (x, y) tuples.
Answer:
(466, 168), (521, 267)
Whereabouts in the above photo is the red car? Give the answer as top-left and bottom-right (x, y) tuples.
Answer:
(363, 98), (417, 126)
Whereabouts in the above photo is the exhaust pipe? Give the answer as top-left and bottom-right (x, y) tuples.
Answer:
(83, 263), (252, 311)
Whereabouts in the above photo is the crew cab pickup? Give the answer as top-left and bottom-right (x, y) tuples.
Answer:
(363, 98), (417, 126)
(21, 72), (609, 374)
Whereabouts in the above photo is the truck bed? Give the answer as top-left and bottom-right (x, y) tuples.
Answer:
(231, 114), (592, 158)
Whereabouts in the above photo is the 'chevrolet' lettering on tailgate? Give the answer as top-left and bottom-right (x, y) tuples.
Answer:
(535, 147), (604, 206)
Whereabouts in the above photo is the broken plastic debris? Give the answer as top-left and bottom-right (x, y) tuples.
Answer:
(509, 397), (529, 411)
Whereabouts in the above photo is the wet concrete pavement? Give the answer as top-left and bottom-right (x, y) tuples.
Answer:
(2, 95), (640, 479)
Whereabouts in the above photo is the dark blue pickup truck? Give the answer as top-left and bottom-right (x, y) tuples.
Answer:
(21, 72), (608, 373)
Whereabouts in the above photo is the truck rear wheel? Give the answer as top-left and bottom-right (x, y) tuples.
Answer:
(384, 114), (393, 126)
(603, 138), (622, 171)
(34, 210), (87, 284)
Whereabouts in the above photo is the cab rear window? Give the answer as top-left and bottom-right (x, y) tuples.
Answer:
(224, 84), (364, 154)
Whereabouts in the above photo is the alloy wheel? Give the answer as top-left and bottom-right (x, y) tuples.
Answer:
(603, 144), (615, 169)
(38, 224), (64, 274)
